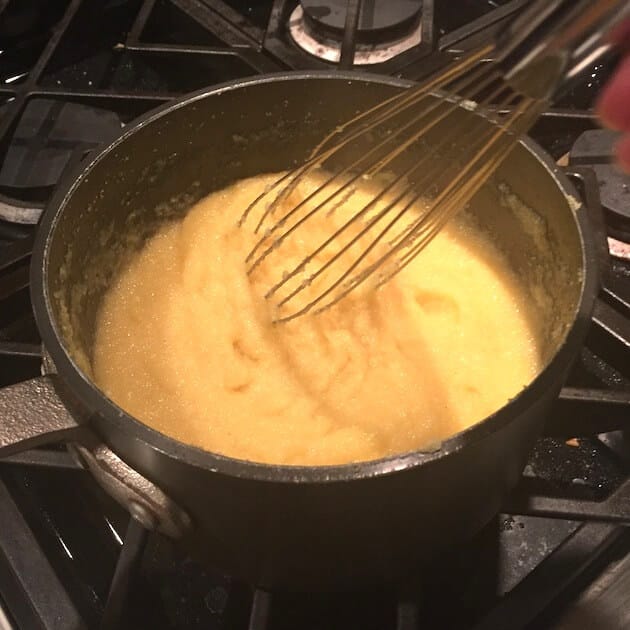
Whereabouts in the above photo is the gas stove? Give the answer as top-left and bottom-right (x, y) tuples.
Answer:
(1, 2), (630, 629)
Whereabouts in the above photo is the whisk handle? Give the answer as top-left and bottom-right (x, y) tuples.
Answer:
(495, 0), (630, 100)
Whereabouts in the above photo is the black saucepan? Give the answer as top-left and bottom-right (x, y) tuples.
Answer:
(0, 73), (599, 589)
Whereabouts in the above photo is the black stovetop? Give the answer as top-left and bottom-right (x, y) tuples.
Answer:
(1, 2), (630, 629)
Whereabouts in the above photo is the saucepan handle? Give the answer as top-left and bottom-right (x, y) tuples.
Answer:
(0, 375), (192, 536)
(564, 165), (610, 279)
(0, 375), (89, 456)
(545, 165), (630, 437)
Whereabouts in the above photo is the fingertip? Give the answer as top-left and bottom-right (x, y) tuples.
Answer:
(609, 20), (630, 47)
(596, 56), (630, 132)
(614, 135), (630, 175)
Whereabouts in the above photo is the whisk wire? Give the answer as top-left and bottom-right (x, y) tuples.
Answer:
(240, 46), (494, 236)
(375, 100), (545, 288)
(308, 45), (494, 156)
(269, 89), (525, 319)
(271, 177), (420, 313)
(240, 45), (550, 322)
(265, 81), (516, 318)
(246, 65), (501, 276)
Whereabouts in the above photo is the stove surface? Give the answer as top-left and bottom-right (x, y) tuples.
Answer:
(1, 2), (630, 629)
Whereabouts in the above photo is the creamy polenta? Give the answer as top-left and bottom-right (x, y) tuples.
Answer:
(93, 173), (542, 465)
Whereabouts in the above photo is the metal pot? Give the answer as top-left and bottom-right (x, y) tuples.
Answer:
(0, 73), (599, 589)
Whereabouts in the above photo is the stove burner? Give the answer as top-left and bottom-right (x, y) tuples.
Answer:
(0, 99), (122, 225)
(300, 0), (422, 43)
(608, 237), (630, 261)
(289, 3), (422, 65)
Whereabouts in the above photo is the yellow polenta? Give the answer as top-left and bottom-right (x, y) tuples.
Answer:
(93, 173), (542, 465)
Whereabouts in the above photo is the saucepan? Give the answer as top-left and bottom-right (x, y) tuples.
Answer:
(0, 73), (599, 589)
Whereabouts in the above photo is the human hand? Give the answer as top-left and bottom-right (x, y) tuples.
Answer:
(596, 21), (630, 173)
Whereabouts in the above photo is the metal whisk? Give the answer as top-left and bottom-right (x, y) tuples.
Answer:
(240, 0), (629, 323)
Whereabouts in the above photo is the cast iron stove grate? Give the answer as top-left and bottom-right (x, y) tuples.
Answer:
(1, 1), (630, 629)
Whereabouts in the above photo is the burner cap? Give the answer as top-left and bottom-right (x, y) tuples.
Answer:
(569, 129), (630, 243)
(300, 0), (422, 44)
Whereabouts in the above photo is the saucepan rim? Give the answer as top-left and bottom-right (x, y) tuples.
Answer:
(30, 71), (599, 484)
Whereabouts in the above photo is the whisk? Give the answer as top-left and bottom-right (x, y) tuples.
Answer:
(240, 0), (629, 323)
